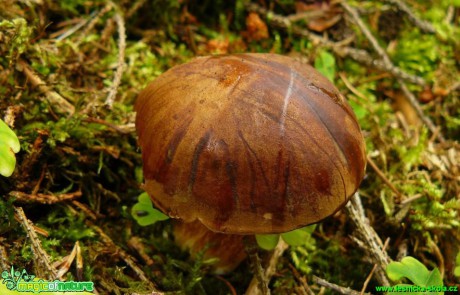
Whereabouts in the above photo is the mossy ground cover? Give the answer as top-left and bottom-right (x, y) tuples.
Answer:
(0, 1), (459, 294)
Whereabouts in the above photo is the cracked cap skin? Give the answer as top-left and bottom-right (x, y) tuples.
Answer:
(135, 53), (366, 234)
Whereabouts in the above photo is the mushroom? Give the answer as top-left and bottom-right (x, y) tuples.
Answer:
(135, 53), (366, 273)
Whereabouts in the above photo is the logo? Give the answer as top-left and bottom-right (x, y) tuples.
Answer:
(1, 266), (94, 293)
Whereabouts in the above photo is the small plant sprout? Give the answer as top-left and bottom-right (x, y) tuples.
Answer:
(256, 225), (316, 250)
(386, 256), (444, 295)
(0, 119), (20, 177)
(131, 192), (169, 226)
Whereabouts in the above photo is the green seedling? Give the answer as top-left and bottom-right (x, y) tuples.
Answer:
(386, 256), (443, 295)
(454, 252), (460, 278)
(131, 192), (169, 226)
(0, 119), (20, 177)
(256, 225), (316, 250)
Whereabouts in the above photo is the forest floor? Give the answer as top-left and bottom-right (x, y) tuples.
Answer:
(0, 1), (459, 294)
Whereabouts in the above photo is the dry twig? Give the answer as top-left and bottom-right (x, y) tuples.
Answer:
(0, 245), (9, 270)
(345, 193), (391, 286)
(361, 238), (390, 294)
(17, 59), (75, 115)
(313, 276), (372, 295)
(55, 242), (78, 279)
(341, 1), (444, 143)
(85, 220), (158, 291)
(383, 0), (436, 34)
(245, 239), (289, 295)
(75, 3), (114, 45)
(14, 206), (58, 280)
(366, 156), (404, 202)
(105, 12), (126, 107)
(245, 236), (271, 295)
(244, 3), (426, 86)
(288, 264), (315, 295)
(10, 190), (82, 204)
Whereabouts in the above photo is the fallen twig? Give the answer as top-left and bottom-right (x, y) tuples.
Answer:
(383, 0), (436, 34)
(17, 59), (75, 115)
(361, 238), (390, 294)
(55, 242), (78, 279)
(126, 0), (148, 19)
(245, 239), (289, 295)
(245, 236), (271, 295)
(244, 3), (426, 86)
(105, 11), (126, 108)
(288, 264), (315, 295)
(0, 245), (9, 270)
(85, 220), (158, 291)
(366, 156), (404, 202)
(76, 3), (114, 45)
(341, 1), (444, 143)
(345, 193), (391, 286)
(313, 276), (372, 295)
(10, 190), (82, 204)
(14, 206), (58, 280)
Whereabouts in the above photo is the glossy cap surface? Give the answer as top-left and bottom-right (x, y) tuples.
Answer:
(135, 53), (366, 234)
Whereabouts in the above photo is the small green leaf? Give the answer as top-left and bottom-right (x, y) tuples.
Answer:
(425, 267), (443, 287)
(0, 119), (20, 177)
(386, 256), (431, 286)
(314, 50), (336, 82)
(255, 234), (279, 250)
(455, 252), (460, 277)
(131, 192), (169, 226)
(281, 225), (316, 246)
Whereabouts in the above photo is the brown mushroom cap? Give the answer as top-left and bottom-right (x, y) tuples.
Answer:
(135, 53), (366, 234)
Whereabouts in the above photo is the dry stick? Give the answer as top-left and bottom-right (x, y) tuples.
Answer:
(341, 2), (392, 66)
(383, 0), (436, 34)
(75, 3), (114, 45)
(345, 193), (391, 287)
(0, 245), (9, 270)
(245, 239), (289, 295)
(10, 190), (82, 204)
(55, 10), (99, 40)
(312, 276), (372, 295)
(17, 60), (75, 115)
(14, 206), (58, 280)
(14, 213), (49, 237)
(360, 238), (390, 295)
(55, 242), (78, 279)
(76, 241), (83, 281)
(126, 0), (148, 19)
(366, 156), (404, 201)
(105, 12), (126, 108)
(84, 220), (158, 291)
(70, 201), (100, 220)
(84, 117), (134, 134)
(341, 2), (445, 143)
(288, 264), (315, 295)
(244, 3), (426, 86)
(245, 236), (271, 295)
